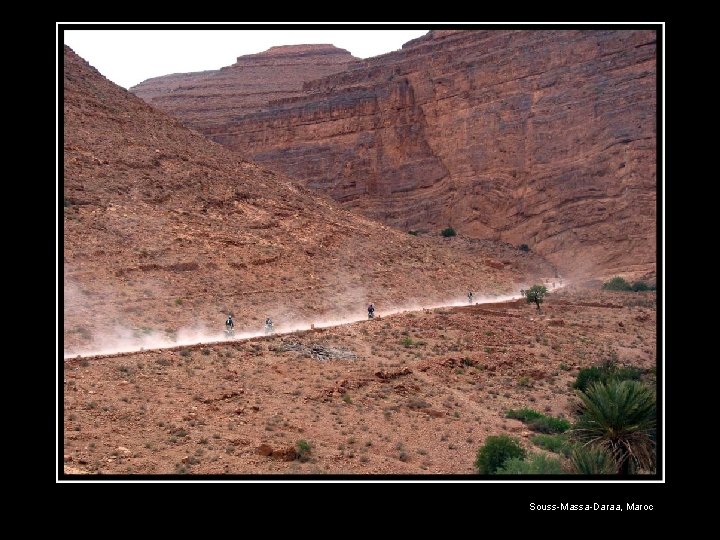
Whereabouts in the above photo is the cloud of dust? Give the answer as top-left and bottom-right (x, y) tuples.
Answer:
(64, 277), (567, 359)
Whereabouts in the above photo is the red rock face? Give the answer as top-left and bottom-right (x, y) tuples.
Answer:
(131, 44), (359, 130)
(133, 30), (657, 277)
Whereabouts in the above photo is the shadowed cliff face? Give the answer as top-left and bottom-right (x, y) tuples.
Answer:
(132, 30), (657, 278)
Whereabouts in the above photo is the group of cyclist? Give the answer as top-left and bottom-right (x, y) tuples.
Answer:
(223, 293), (475, 339)
(225, 315), (274, 336)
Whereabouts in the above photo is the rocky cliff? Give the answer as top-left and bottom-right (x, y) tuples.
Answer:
(131, 44), (358, 130)
(133, 31), (657, 277)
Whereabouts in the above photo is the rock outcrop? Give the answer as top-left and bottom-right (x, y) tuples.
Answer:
(131, 44), (358, 130)
(133, 30), (657, 277)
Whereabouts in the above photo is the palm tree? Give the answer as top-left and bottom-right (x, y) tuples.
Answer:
(572, 379), (656, 475)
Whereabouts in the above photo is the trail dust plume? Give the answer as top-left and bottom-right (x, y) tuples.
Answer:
(64, 278), (565, 359)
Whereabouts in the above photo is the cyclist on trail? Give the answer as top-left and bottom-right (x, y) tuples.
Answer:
(468, 291), (474, 304)
(225, 315), (234, 332)
(265, 317), (274, 334)
(368, 303), (375, 319)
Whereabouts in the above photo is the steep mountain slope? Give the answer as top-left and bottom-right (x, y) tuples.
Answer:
(131, 44), (358, 130)
(63, 46), (554, 353)
(132, 30), (657, 277)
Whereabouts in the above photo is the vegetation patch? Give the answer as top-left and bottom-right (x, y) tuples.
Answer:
(506, 408), (570, 433)
(531, 434), (573, 457)
(496, 454), (564, 474)
(475, 435), (526, 474)
(573, 359), (643, 392)
(602, 276), (656, 292)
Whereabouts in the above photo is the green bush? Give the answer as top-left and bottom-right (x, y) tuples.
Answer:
(632, 281), (656, 292)
(408, 230), (419, 236)
(296, 440), (312, 462)
(518, 244), (530, 252)
(496, 454), (565, 474)
(506, 408), (569, 433)
(528, 416), (570, 434)
(531, 434), (573, 457)
(475, 435), (526, 474)
(573, 362), (643, 392)
(602, 277), (633, 291)
(602, 276), (656, 292)
(506, 408), (543, 422)
(441, 227), (457, 238)
(573, 366), (605, 392)
(570, 446), (616, 474)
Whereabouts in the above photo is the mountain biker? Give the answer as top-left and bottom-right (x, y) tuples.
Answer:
(468, 291), (474, 304)
(368, 303), (375, 319)
(225, 315), (234, 331)
(264, 317), (274, 334)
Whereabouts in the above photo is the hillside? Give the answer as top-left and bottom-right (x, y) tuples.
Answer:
(131, 30), (657, 278)
(63, 288), (656, 474)
(63, 45), (554, 355)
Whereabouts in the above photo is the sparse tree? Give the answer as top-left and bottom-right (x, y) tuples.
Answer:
(571, 380), (656, 475)
(524, 285), (548, 310)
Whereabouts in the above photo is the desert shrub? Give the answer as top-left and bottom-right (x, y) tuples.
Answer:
(573, 366), (605, 392)
(408, 230), (419, 236)
(475, 435), (526, 474)
(531, 434), (573, 457)
(496, 454), (564, 474)
(602, 276), (656, 292)
(631, 281), (656, 291)
(574, 362), (643, 392)
(602, 277), (633, 291)
(506, 408), (543, 422)
(528, 416), (570, 434)
(296, 440), (312, 462)
(570, 446), (616, 474)
(506, 408), (569, 433)
(518, 244), (530, 252)
(441, 227), (457, 237)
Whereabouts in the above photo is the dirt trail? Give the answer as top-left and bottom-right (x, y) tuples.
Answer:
(64, 281), (564, 360)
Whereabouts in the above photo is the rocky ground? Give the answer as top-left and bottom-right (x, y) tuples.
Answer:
(62, 287), (656, 475)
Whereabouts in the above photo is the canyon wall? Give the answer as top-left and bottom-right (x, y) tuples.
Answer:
(133, 31), (657, 277)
